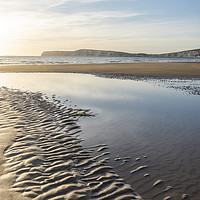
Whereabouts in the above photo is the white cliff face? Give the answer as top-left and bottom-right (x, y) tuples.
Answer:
(41, 48), (200, 58)
(160, 49), (200, 58)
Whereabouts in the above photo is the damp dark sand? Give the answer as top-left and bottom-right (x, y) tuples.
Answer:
(0, 62), (200, 77)
(0, 87), (142, 200)
(0, 74), (200, 200)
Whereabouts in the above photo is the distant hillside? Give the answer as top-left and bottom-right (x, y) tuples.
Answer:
(158, 49), (200, 58)
(41, 48), (200, 58)
(41, 49), (147, 57)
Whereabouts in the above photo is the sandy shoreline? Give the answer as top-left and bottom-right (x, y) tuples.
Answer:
(0, 87), (142, 200)
(0, 62), (200, 77)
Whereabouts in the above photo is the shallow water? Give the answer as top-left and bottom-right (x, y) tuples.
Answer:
(0, 55), (200, 65)
(0, 73), (200, 199)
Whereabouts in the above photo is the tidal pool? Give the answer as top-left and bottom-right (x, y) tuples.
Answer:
(0, 73), (200, 200)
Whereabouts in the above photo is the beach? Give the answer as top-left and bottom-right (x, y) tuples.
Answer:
(0, 62), (200, 77)
(1, 0), (200, 198)
(0, 62), (200, 200)
(0, 87), (142, 200)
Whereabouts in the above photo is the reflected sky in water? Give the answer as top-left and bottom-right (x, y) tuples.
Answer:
(0, 73), (199, 145)
(0, 73), (200, 199)
(0, 73), (162, 109)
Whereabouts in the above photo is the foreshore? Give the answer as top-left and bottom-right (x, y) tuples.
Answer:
(0, 62), (200, 77)
(0, 87), (142, 200)
(1, 63), (200, 199)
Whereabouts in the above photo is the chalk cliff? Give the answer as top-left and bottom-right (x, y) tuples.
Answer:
(41, 48), (200, 58)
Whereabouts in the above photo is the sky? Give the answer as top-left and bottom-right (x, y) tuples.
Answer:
(0, 0), (200, 56)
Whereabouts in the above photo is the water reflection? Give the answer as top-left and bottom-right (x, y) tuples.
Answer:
(0, 73), (200, 199)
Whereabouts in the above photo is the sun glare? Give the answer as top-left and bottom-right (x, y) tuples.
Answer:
(0, 14), (23, 55)
(0, 18), (9, 55)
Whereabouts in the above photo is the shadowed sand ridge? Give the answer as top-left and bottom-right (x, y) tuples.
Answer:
(0, 87), (142, 200)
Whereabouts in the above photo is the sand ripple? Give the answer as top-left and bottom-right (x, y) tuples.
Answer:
(0, 87), (142, 200)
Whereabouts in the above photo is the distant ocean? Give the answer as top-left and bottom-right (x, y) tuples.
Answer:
(0, 56), (199, 65)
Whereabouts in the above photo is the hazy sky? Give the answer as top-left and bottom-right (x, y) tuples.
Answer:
(0, 0), (199, 55)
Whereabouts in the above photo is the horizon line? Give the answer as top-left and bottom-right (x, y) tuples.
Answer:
(1, 47), (200, 57)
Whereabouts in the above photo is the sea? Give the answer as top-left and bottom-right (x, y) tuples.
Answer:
(0, 55), (200, 65)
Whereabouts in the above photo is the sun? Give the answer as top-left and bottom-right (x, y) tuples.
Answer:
(0, 14), (23, 55)
(0, 18), (9, 55)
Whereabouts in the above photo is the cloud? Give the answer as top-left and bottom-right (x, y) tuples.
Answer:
(49, 0), (130, 14)
(54, 11), (144, 26)
(0, 0), (145, 27)
(0, 0), (104, 13)
(0, 0), (66, 13)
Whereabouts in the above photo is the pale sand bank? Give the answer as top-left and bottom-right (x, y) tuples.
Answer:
(0, 62), (200, 77)
(0, 128), (28, 200)
(0, 87), (142, 200)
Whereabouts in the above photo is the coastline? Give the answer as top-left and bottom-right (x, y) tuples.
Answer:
(0, 62), (200, 77)
(1, 68), (200, 199)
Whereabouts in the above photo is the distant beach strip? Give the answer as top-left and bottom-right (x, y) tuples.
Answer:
(0, 62), (200, 78)
(0, 87), (142, 200)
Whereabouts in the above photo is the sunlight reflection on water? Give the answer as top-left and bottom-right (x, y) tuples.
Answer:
(0, 73), (200, 199)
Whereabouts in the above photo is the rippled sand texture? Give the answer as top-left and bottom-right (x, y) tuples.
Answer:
(0, 87), (142, 200)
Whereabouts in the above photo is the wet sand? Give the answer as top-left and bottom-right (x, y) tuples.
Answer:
(0, 62), (200, 77)
(0, 87), (142, 200)
(1, 63), (199, 199)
